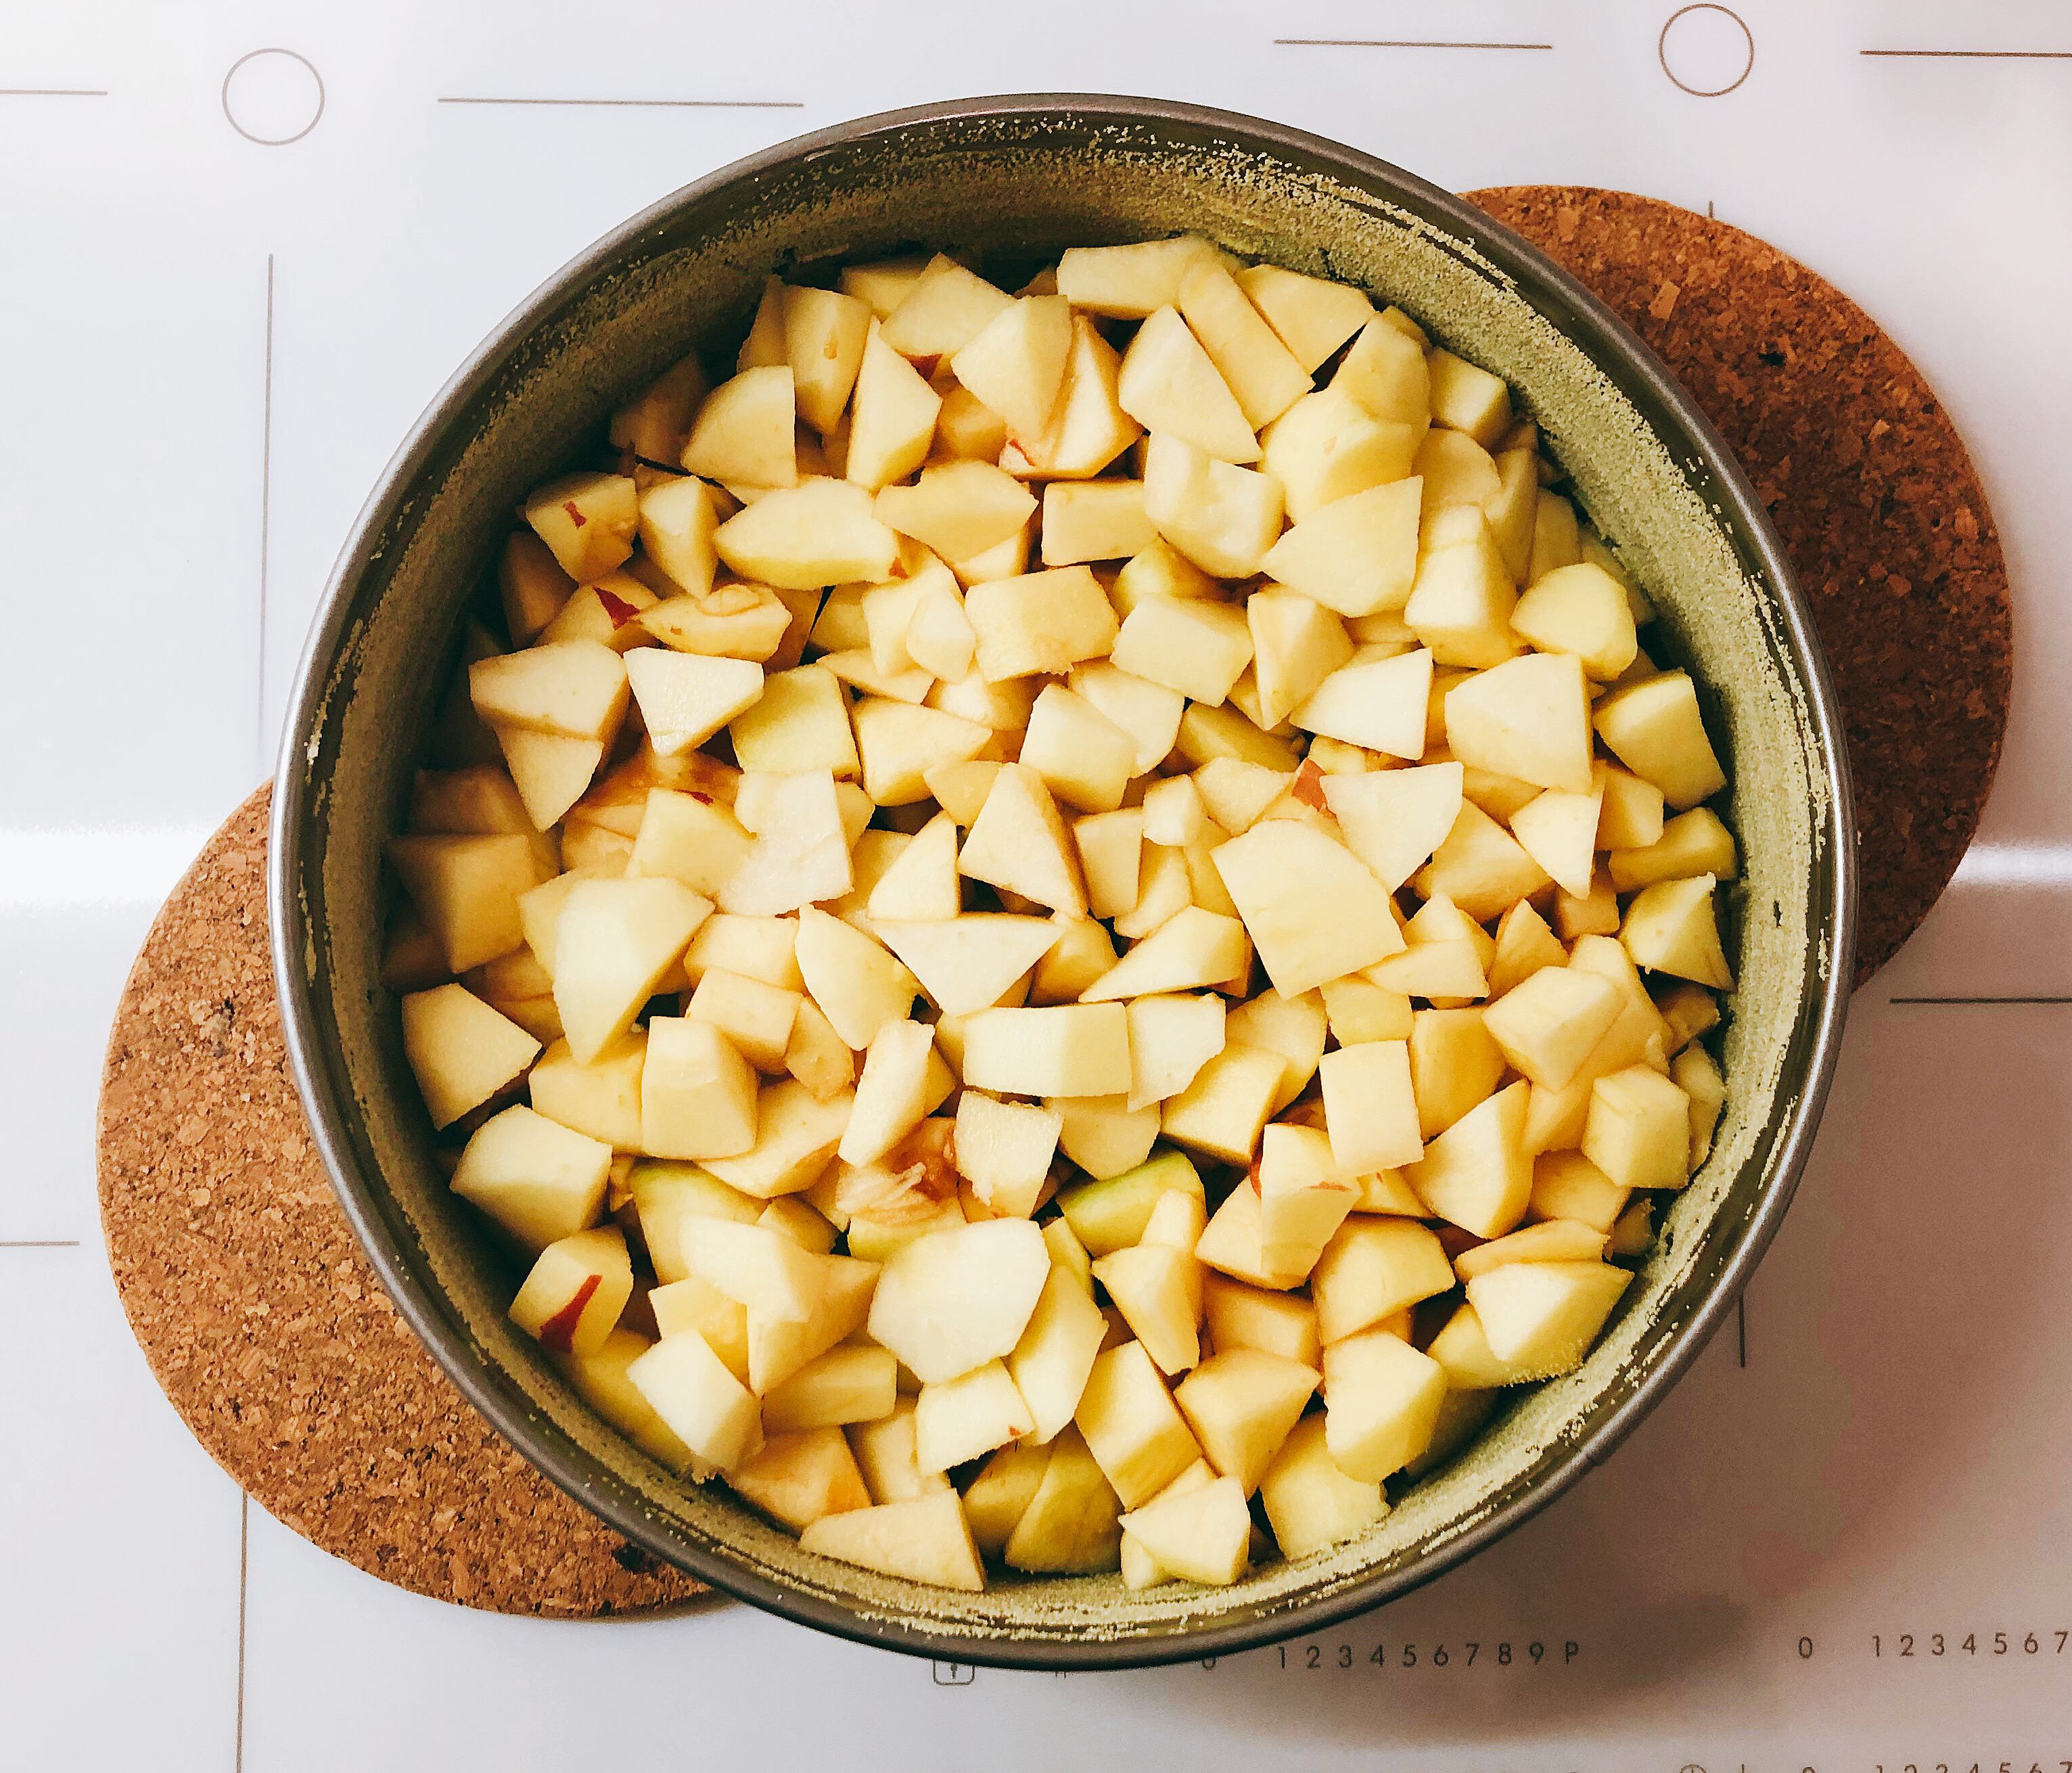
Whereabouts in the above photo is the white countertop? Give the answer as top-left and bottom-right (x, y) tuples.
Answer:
(7, 1), (2072, 1766)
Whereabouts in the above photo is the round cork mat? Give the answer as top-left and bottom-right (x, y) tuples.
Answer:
(97, 785), (707, 1617)
(1468, 186), (2012, 982)
(97, 193), (2011, 1619)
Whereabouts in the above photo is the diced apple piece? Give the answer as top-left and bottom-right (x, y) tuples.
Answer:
(1238, 263), (1374, 372)
(1055, 1149), (1203, 1257)
(1593, 670), (1727, 808)
(1017, 683), (1135, 812)
(1260, 479), (1423, 622)
(1116, 305), (1260, 463)
(1141, 434), (1285, 579)
(1425, 348), (1513, 445)
(1080, 907), (1249, 1003)
(1176, 257), (1310, 428)
(1511, 561), (1638, 680)
(1622, 874), (1734, 990)
(763, 1343), (898, 1433)
(914, 1358), (1034, 1473)
(848, 1398), (952, 1503)
(1173, 700), (1299, 772)
(529, 1030), (645, 1151)
(684, 912), (801, 991)
(1529, 1149), (1629, 1233)
(469, 641), (628, 746)
(629, 788), (751, 898)
(904, 571), (977, 682)
(1108, 595), (1253, 709)
(1213, 822), (1404, 996)
(1074, 1339), (1203, 1507)
(624, 651), (764, 758)
(509, 1225), (633, 1356)
(1093, 1242), (1201, 1377)
(1258, 1414), (1387, 1559)
(498, 531), (576, 645)
(1157, 1042), (1282, 1168)
(731, 1426), (873, 1533)
(1247, 1123), (1354, 1278)
(636, 474), (722, 597)
(1465, 1260), (1632, 1379)
(649, 1274), (751, 1389)
(1035, 480), (1148, 569)
(1260, 386), (1417, 523)
(865, 1218), (1051, 1384)
(1452, 1218), (1609, 1279)
(1406, 1079), (1532, 1238)
(1416, 800), (1551, 922)
(743, 1252), (879, 1394)
(682, 365), (798, 488)
(400, 984), (540, 1130)
(1443, 651), (1594, 794)
(1190, 1174), (1307, 1291)
(553, 1328), (699, 1470)
(1404, 516), (1517, 668)
(701, 1078), (855, 1200)
(1120, 992), (1226, 1113)
(1333, 316), (1431, 424)
(962, 1441), (1052, 1555)
(877, 917), (1062, 1020)
(794, 907), (917, 1051)
(1056, 236), (1215, 317)
(1068, 662), (1186, 779)
(949, 294), (1072, 442)
(1002, 1425), (1124, 1573)
(1583, 1065), (1693, 1190)
(1481, 965), (1624, 1090)
(1007, 1267), (1109, 1443)
(954, 1000), (1132, 1099)
(626, 1329), (763, 1474)
(1118, 1472), (1250, 1587)
(1413, 427), (1504, 511)
(879, 255), (1014, 362)
(781, 285), (871, 435)
(728, 662), (858, 779)
(1203, 1274), (1320, 1367)
(1317, 760), (1459, 894)
(1675, 1039), (1726, 1168)
(799, 1490), (984, 1592)
(451, 1105), (611, 1252)
(1310, 1216), (1453, 1345)
(628, 1159), (761, 1281)
(553, 877), (711, 1062)
(1174, 1349), (1319, 1496)
(958, 763), (1088, 916)
(1321, 1329), (1447, 1481)
(714, 478), (900, 589)
(524, 471), (639, 581)
(1509, 784), (1602, 898)
(1292, 645), (1433, 760)
(639, 582), (793, 664)
(875, 459), (1035, 561)
(848, 697), (991, 806)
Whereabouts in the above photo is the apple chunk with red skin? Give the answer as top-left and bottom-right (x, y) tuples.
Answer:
(509, 1225), (633, 1356)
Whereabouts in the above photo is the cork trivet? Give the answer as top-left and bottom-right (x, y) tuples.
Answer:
(98, 197), (2011, 1618)
(1468, 186), (2012, 982)
(97, 785), (706, 1617)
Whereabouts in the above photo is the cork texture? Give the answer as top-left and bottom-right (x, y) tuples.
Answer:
(1469, 186), (2012, 981)
(97, 786), (706, 1618)
(96, 189), (2006, 1623)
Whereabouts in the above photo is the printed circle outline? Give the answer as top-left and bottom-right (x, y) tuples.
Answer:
(1658, 4), (1754, 97)
(221, 48), (326, 145)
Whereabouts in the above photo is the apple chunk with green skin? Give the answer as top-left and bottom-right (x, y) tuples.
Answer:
(799, 1488), (985, 1592)
(509, 1225), (633, 1356)
(451, 1105), (612, 1253)
(865, 1218), (1051, 1384)
(1212, 821), (1404, 996)
(1056, 1149), (1205, 1256)
(400, 983), (540, 1129)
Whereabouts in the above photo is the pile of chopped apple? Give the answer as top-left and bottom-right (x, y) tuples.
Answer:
(386, 234), (1737, 1596)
